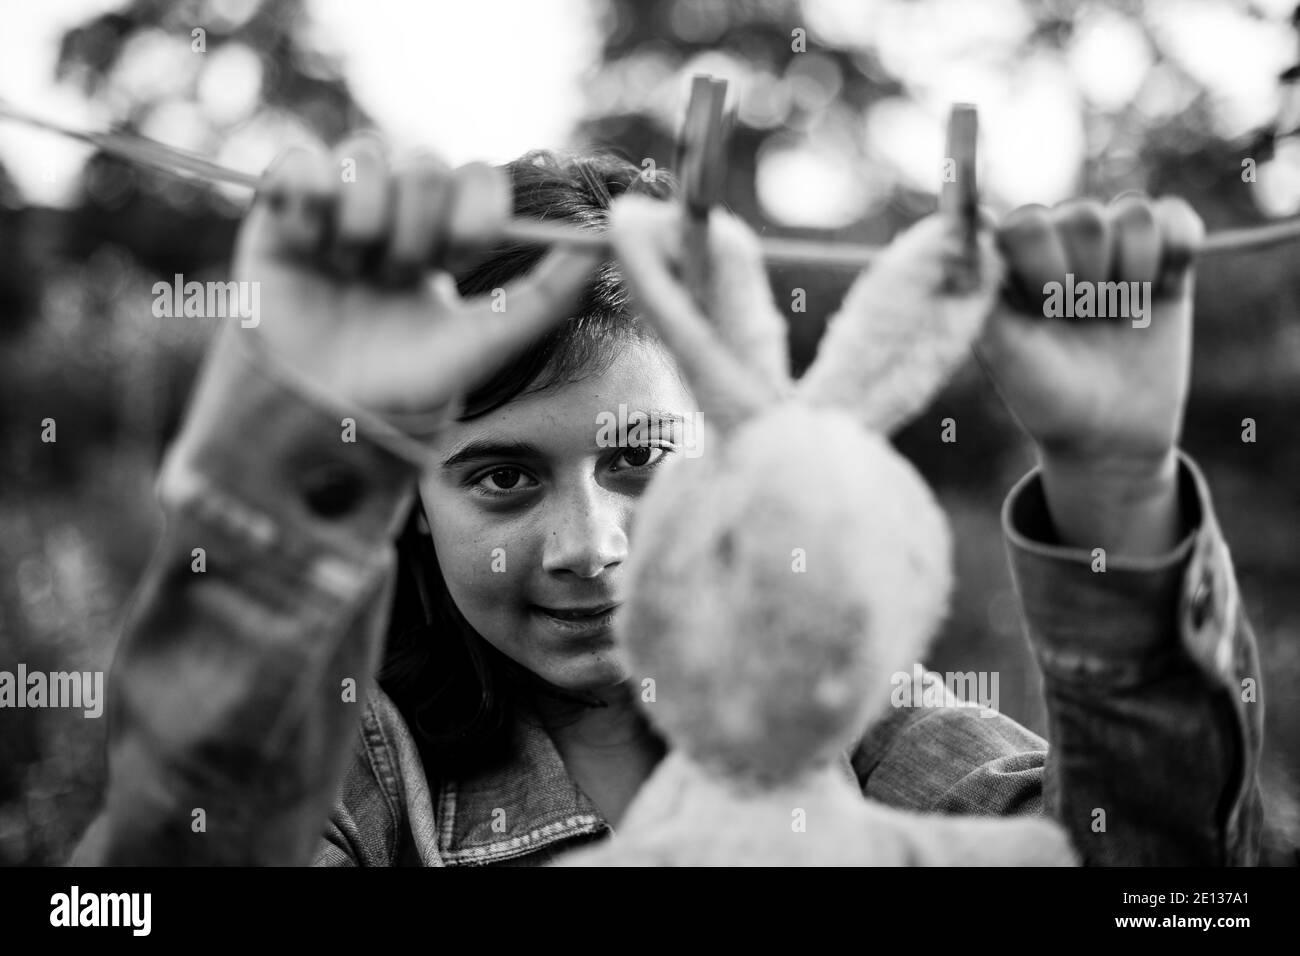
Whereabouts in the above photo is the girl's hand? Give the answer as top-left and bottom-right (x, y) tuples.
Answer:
(976, 195), (1205, 554)
(234, 135), (598, 426)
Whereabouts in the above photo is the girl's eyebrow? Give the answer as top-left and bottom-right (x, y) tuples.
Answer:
(622, 409), (685, 433)
(643, 410), (685, 428)
(441, 439), (546, 470)
(636, 410), (689, 444)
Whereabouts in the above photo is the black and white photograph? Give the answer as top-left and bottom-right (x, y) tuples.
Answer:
(0, 0), (1294, 926)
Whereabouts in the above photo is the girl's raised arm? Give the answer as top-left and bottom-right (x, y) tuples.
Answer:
(71, 137), (597, 865)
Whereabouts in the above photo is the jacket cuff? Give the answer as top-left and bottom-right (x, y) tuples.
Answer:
(1003, 450), (1261, 864)
(159, 325), (424, 575)
(1001, 450), (1233, 685)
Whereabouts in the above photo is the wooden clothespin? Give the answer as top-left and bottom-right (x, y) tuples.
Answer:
(939, 103), (980, 293)
(676, 75), (731, 313)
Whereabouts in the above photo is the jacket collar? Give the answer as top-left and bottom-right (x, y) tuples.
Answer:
(435, 711), (611, 866)
(432, 707), (863, 865)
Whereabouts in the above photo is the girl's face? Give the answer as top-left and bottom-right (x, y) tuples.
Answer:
(419, 338), (697, 694)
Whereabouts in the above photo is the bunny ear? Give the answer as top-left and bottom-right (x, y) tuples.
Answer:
(795, 212), (1003, 434)
(699, 208), (793, 396)
(609, 195), (792, 434)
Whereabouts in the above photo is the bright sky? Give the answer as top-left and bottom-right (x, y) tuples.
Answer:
(0, 0), (601, 206)
(1, 0), (1298, 219)
(310, 0), (601, 162)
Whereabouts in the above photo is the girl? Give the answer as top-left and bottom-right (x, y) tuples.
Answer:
(73, 136), (1261, 866)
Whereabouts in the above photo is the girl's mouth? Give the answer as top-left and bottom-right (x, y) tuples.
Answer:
(531, 603), (620, 635)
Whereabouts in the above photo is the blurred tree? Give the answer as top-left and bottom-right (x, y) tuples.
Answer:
(52, 0), (370, 275)
(0, 166), (41, 337)
(575, 0), (1297, 374)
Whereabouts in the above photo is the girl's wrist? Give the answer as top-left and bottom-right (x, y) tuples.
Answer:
(1037, 448), (1183, 557)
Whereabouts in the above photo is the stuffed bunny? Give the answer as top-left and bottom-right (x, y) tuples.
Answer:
(553, 199), (1077, 866)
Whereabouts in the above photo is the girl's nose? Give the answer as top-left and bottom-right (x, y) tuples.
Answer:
(541, 483), (629, 578)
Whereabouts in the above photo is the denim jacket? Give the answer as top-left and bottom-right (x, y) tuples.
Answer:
(71, 325), (1263, 866)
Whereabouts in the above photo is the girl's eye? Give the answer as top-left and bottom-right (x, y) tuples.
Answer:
(612, 445), (670, 471)
(472, 467), (539, 496)
(468, 447), (671, 497)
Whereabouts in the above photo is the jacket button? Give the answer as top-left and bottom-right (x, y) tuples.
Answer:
(302, 462), (365, 517)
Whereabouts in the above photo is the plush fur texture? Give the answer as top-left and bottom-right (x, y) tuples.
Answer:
(612, 403), (952, 785)
(554, 203), (1077, 866)
(798, 216), (1005, 435)
(555, 754), (1073, 867)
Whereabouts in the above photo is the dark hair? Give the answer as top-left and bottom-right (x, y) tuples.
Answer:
(378, 150), (676, 781)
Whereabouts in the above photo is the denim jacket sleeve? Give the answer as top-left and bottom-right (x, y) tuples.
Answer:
(851, 454), (1263, 866)
(70, 324), (425, 865)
